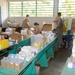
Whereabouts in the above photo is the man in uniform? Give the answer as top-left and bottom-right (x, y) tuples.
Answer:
(54, 12), (63, 48)
(22, 15), (30, 28)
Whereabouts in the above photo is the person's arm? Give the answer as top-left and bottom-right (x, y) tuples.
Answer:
(26, 18), (30, 28)
(27, 21), (30, 28)
(53, 17), (58, 23)
(22, 20), (24, 29)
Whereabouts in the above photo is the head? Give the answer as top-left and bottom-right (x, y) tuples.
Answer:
(34, 22), (39, 27)
(58, 12), (61, 17)
(26, 15), (29, 18)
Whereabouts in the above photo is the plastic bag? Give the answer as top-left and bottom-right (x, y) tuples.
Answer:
(31, 34), (44, 49)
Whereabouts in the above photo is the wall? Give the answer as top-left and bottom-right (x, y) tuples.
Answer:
(0, 0), (8, 28)
(8, 0), (58, 28)
(1, 0), (73, 30)
(8, 17), (54, 28)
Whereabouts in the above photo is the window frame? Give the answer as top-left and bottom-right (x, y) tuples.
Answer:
(8, 1), (22, 17)
(36, 0), (54, 17)
(58, 0), (75, 17)
(8, 0), (54, 17)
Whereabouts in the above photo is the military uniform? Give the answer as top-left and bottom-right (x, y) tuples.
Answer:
(55, 16), (63, 47)
(22, 18), (29, 28)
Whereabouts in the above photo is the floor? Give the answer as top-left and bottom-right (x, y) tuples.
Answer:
(39, 48), (71, 75)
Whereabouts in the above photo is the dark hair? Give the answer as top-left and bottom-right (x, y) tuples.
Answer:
(52, 29), (56, 33)
(58, 12), (61, 16)
(34, 22), (39, 26)
(26, 15), (29, 17)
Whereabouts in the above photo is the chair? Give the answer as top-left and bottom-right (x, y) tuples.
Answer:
(63, 30), (72, 49)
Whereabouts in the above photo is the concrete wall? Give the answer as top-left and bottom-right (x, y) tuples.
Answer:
(0, 0), (8, 28)
(8, 17), (54, 28)
(8, 0), (58, 28)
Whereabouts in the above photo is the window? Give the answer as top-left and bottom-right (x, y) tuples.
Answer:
(58, 0), (75, 17)
(8, 0), (54, 17)
(23, 1), (36, 17)
(37, 0), (54, 17)
(8, 2), (22, 17)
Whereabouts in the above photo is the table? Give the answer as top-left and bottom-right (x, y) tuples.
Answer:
(0, 36), (58, 75)
(0, 38), (30, 56)
(61, 57), (75, 75)
(0, 44), (16, 56)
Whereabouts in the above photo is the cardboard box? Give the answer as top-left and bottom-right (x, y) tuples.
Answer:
(1, 59), (6, 67)
(9, 33), (22, 42)
(5, 61), (10, 68)
(15, 62), (23, 70)
(10, 62), (15, 69)
(9, 33), (28, 42)
(42, 24), (52, 31)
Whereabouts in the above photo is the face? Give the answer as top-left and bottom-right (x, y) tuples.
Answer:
(34, 25), (38, 27)
(27, 15), (29, 18)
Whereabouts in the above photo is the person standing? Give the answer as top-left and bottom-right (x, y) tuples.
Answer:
(54, 12), (63, 48)
(22, 15), (30, 29)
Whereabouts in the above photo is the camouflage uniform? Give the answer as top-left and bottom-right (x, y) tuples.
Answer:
(55, 16), (63, 46)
